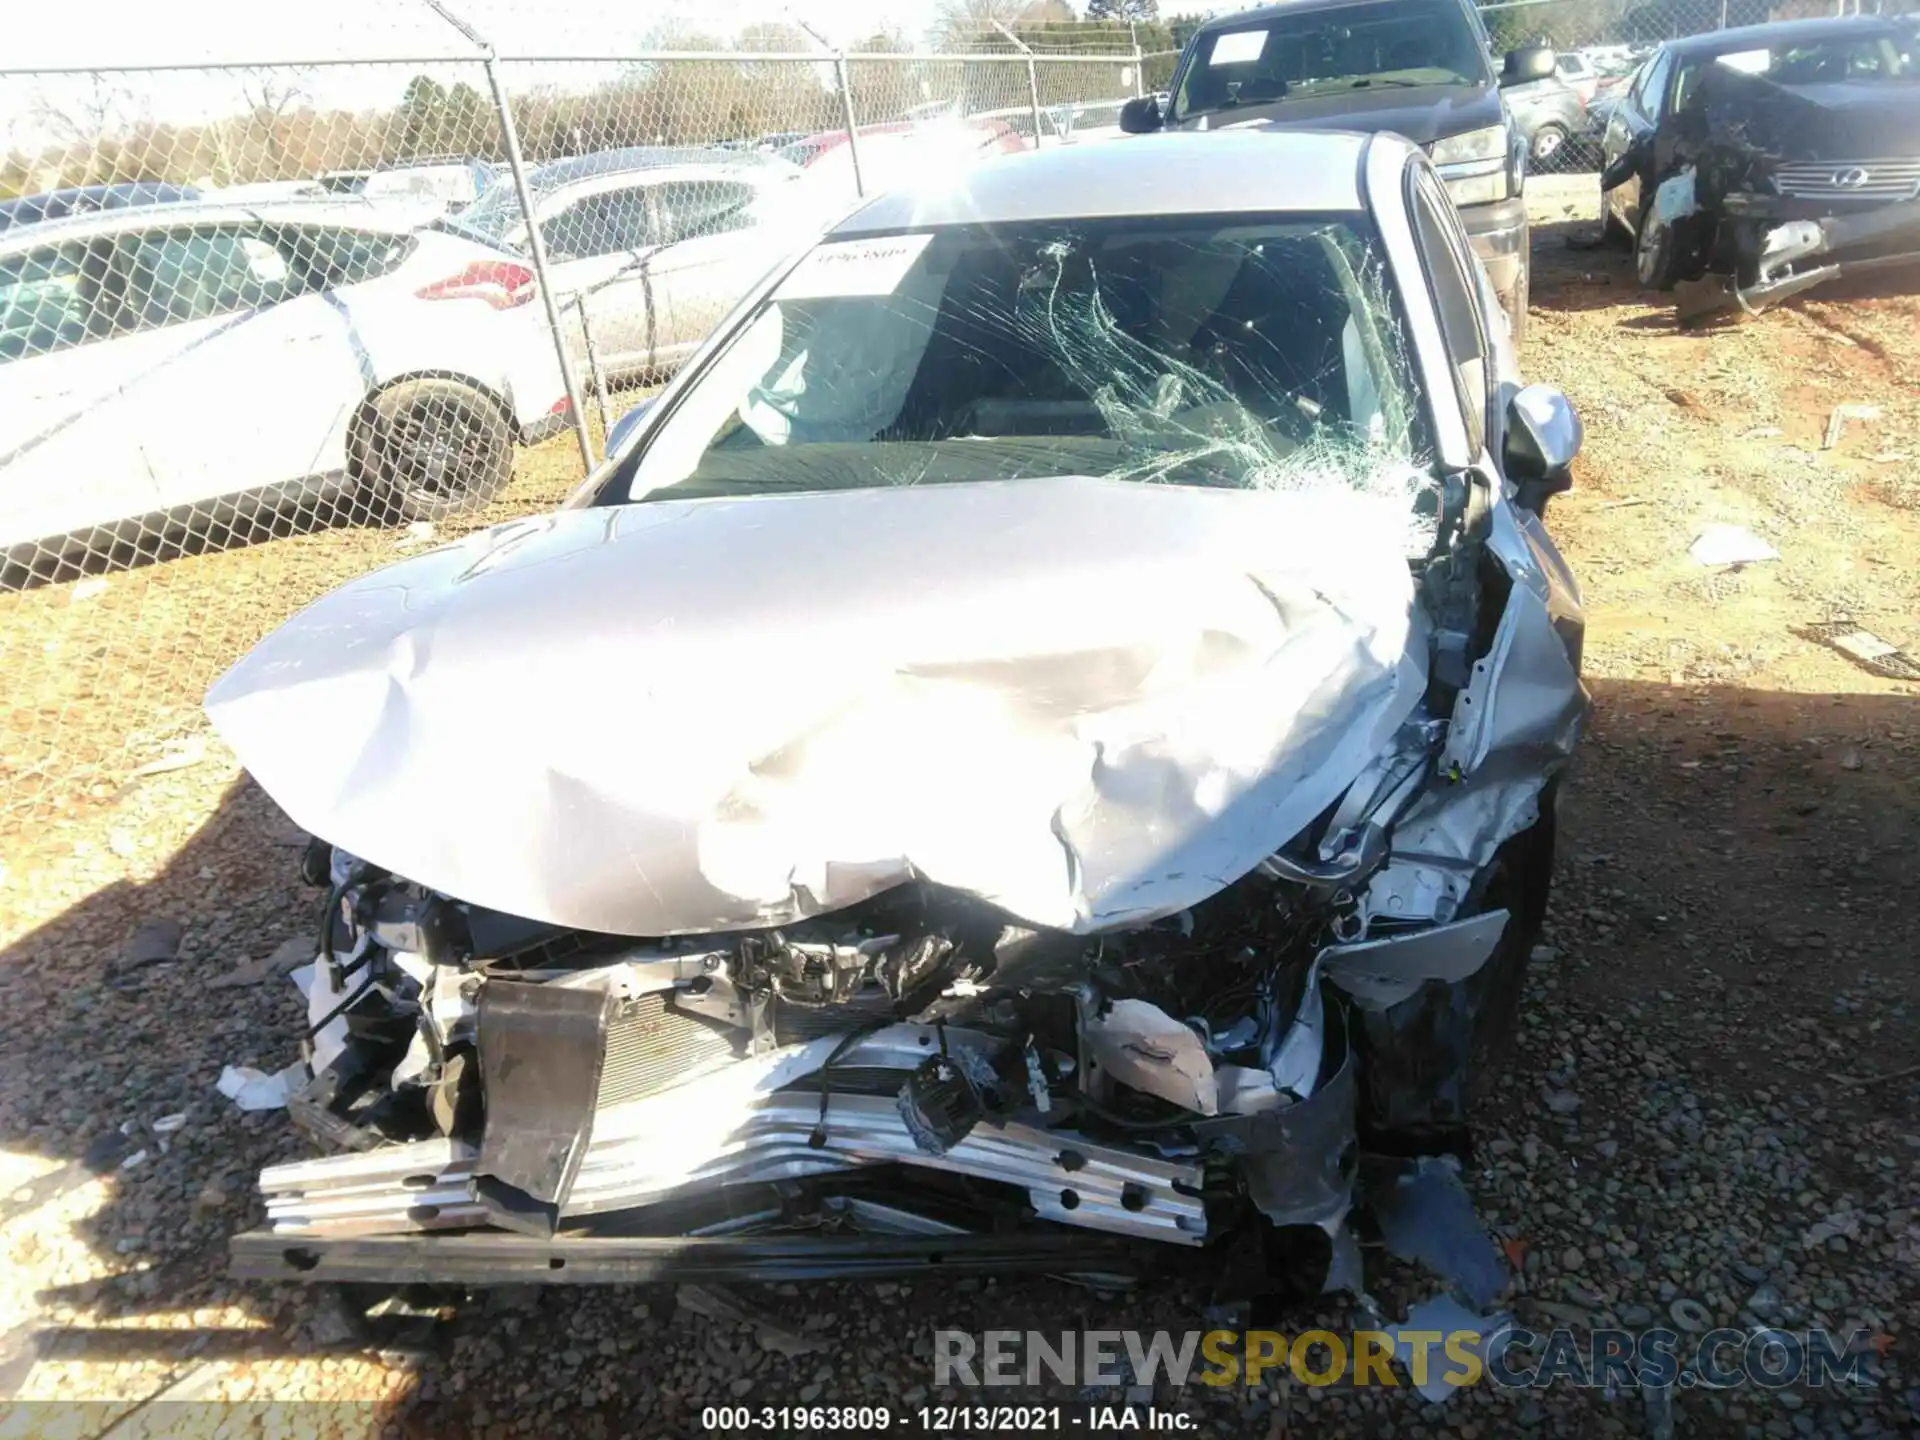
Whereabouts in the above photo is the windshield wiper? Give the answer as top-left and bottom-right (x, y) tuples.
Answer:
(1348, 77), (1428, 89)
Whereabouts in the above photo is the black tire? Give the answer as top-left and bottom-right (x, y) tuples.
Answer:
(1633, 201), (1701, 292)
(1462, 781), (1559, 1102)
(1529, 123), (1571, 167)
(357, 378), (514, 523)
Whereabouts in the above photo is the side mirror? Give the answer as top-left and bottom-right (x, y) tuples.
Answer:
(1504, 384), (1580, 515)
(1118, 95), (1164, 134)
(1502, 44), (1556, 86)
(606, 397), (655, 455)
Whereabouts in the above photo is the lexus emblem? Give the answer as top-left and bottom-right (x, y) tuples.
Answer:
(1831, 167), (1871, 188)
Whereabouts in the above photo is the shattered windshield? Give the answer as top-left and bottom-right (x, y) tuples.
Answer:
(619, 216), (1440, 554)
(1173, 0), (1493, 121)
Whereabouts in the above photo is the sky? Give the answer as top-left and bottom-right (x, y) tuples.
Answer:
(8, 0), (1262, 71)
(3, 0), (1260, 154)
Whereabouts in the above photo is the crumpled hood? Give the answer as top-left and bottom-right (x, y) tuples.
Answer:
(206, 476), (1427, 936)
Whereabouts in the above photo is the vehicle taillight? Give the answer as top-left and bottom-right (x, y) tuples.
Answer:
(416, 260), (536, 309)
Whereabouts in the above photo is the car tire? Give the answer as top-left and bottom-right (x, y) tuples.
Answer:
(356, 378), (514, 523)
(1461, 779), (1560, 1105)
(1529, 123), (1570, 166)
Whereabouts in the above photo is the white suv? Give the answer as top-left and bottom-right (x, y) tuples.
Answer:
(0, 197), (568, 581)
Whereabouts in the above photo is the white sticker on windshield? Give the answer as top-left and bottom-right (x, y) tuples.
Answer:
(1210, 29), (1268, 65)
(776, 234), (935, 300)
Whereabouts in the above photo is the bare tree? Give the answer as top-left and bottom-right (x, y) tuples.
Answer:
(238, 68), (312, 177)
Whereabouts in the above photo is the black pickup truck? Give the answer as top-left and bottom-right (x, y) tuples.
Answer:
(1598, 16), (1920, 319)
(1118, 0), (1555, 344)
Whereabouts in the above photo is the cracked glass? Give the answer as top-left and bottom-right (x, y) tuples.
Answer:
(618, 216), (1443, 555)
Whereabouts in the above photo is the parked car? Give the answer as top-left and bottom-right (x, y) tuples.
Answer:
(778, 118), (1028, 198)
(313, 158), (498, 215)
(0, 198), (569, 582)
(1599, 16), (1920, 315)
(1504, 70), (1589, 164)
(1553, 48), (1603, 103)
(208, 130), (1590, 1301)
(1555, 46), (1639, 105)
(1115, 0), (1560, 345)
(446, 147), (833, 382)
(0, 182), (201, 235)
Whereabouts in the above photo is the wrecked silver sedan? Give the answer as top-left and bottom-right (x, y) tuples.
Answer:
(207, 130), (1588, 1301)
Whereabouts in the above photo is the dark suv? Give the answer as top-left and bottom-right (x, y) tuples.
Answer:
(1120, 0), (1552, 344)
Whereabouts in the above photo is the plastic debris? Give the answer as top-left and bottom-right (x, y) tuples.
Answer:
(1369, 1155), (1510, 1310)
(1689, 524), (1778, 568)
(117, 919), (184, 972)
(68, 577), (110, 603)
(1799, 621), (1920, 682)
(216, 1062), (308, 1112)
(1822, 402), (1881, 451)
(1387, 1292), (1513, 1403)
(132, 739), (207, 778)
(209, 936), (317, 991)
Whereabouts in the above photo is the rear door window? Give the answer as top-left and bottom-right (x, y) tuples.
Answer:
(651, 180), (759, 246)
(121, 229), (307, 330)
(541, 187), (655, 260)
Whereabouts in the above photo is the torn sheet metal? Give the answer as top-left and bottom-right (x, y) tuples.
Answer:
(1081, 998), (1219, 1116)
(206, 476), (1426, 937)
(1195, 1043), (1357, 1229)
(1319, 910), (1509, 1011)
(473, 979), (616, 1234)
(1369, 1154), (1510, 1311)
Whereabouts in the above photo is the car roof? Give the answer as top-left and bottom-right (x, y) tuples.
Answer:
(0, 196), (429, 254)
(1661, 15), (1904, 58)
(526, 146), (790, 189)
(833, 130), (1375, 235)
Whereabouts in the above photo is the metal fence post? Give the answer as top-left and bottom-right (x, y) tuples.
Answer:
(834, 53), (866, 197)
(484, 56), (596, 472)
(1025, 56), (1045, 149)
(574, 297), (613, 435)
(420, 0), (594, 472)
(1130, 26), (1145, 98)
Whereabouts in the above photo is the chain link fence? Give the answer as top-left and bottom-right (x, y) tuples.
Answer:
(0, 8), (1150, 831)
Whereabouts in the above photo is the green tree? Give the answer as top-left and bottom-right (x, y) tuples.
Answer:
(1087, 0), (1161, 19)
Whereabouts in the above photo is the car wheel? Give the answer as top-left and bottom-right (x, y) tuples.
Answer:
(1529, 123), (1570, 165)
(1633, 202), (1695, 291)
(357, 378), (514, 523)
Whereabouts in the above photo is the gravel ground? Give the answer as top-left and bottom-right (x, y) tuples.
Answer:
(1, 184), (1917, 1437)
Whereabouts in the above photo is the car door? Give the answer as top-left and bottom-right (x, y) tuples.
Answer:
(1603, 49), (1673, 230)
(537, 182), (666, 381)
(0, 237), (162, 553)
(115, 223), (359, 517)
(646, 176), (793, 364)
